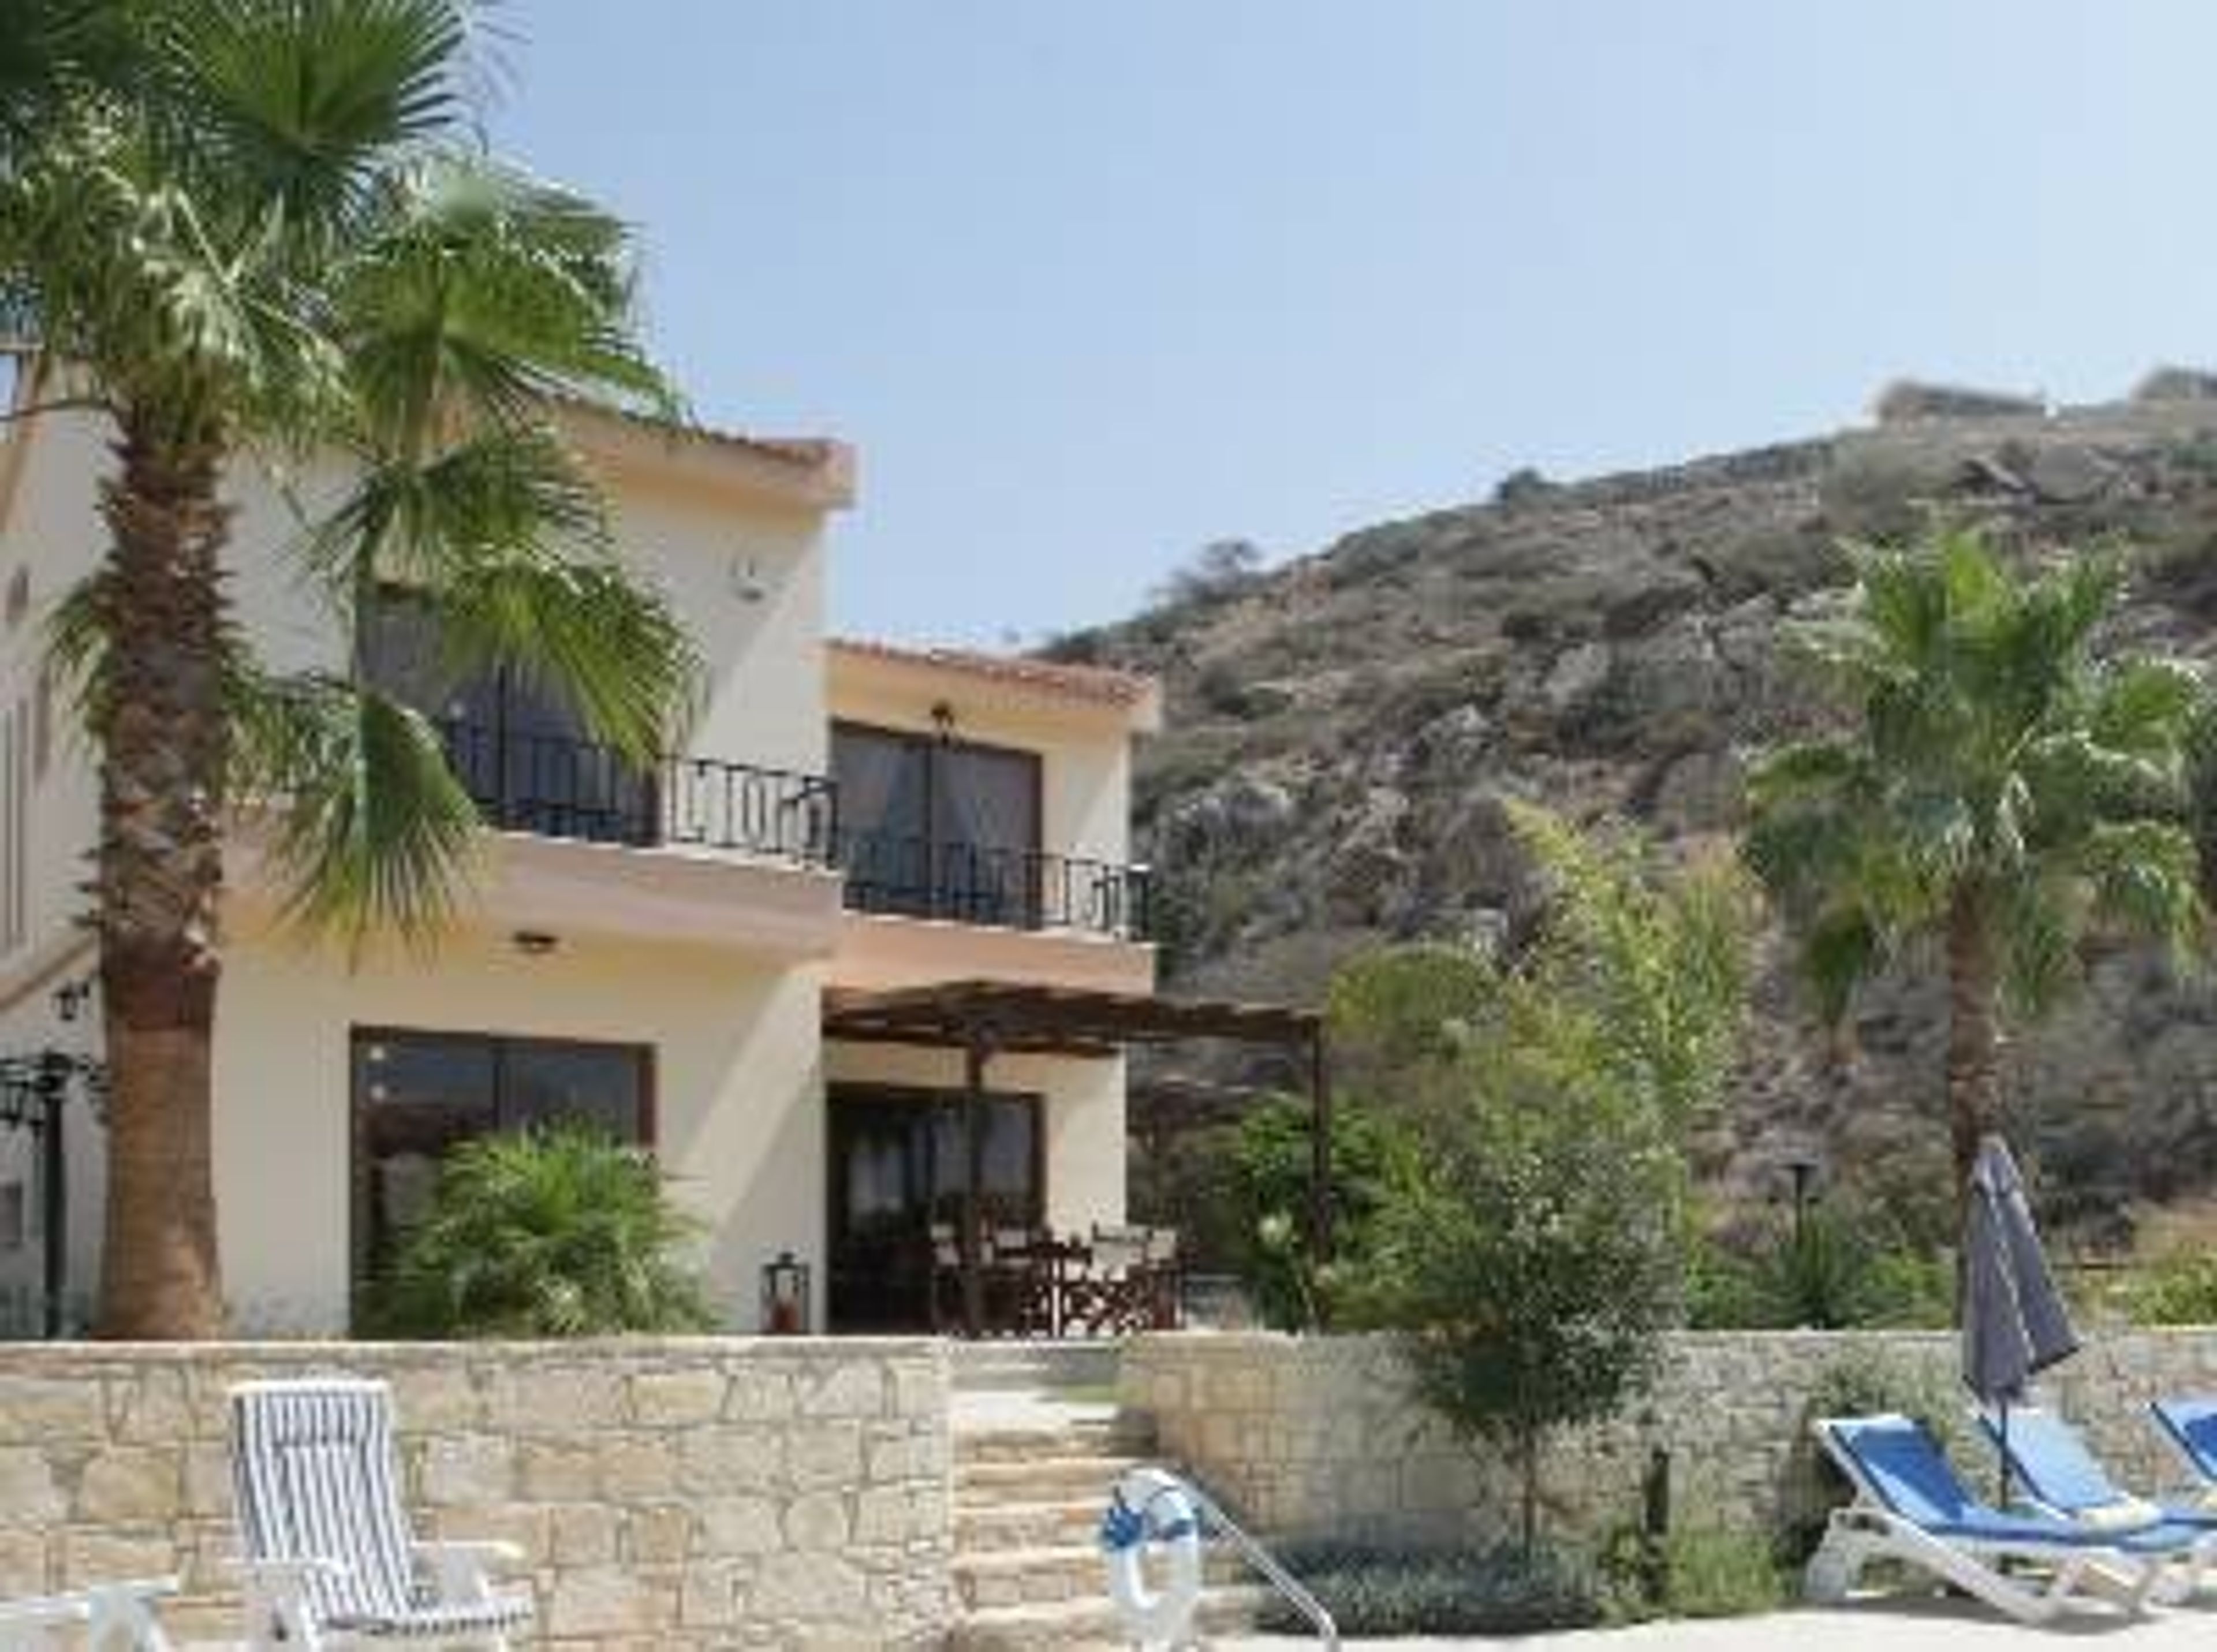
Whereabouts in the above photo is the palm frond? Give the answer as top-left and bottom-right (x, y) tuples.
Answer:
(0, 0), (132, 169)
(240, 674), (479, 949)
(337, 152), (675, 452)
(152, 0), (468, 249)
(1994, 876), (2080, 1018)
(430, 547), (699, 760)
(1803, 904), (1880, 1023)
(303, 423), (613, 590)
(1747, 522), (2215, 1030)
(2078, 819), (2208, 959)
(2091, 657), (2205, 756)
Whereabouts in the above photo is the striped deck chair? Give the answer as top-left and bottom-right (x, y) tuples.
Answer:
(229, 1379), (532, 1650)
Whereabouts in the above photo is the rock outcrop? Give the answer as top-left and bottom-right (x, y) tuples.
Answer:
(1059, 381), (2217, 1234)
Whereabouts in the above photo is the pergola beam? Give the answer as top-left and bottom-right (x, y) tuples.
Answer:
(822, 979), (1335, 1330)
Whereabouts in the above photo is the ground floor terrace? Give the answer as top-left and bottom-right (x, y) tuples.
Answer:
(0, 927), (1323, 1341)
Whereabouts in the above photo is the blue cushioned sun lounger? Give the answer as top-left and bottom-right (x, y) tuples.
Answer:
(2151, 1396), (2217, 1489)
(1979, 1405), (2217, 1601)
(1809, 1413), (2197, 1623)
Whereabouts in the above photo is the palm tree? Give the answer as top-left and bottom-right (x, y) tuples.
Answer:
(1745, 525), (2208, 1209)
(2, 0), (696, 1336)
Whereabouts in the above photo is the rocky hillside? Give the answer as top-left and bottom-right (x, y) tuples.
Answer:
(1056, 372), (2217, 1239)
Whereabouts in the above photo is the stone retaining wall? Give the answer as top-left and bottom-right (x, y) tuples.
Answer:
(1122, 1329), (2217, 1550)
(0, 1338), (954, 1649)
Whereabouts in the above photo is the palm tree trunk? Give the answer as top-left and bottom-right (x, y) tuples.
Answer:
(1944, 889), (2002, 1214)
(88, 406), (233, 1338)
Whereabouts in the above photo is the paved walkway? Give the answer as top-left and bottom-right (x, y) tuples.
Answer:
(1229, 1598), (2217, 1647)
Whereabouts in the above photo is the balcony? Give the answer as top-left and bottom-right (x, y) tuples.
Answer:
(435, 719), (837, 865)
(840, 832), (1152, 942)
(432, 722), (1152, 943)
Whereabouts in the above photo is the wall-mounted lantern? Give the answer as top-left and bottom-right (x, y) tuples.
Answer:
(761, 1250), (811, 1335)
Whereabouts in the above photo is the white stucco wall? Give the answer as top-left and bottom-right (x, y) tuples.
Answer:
(0, 411), (105, 971)
(823, 1040), (1127, 1239)
(827, 670), (1137, 869)
(0, 406), (839, 963)
(212, 922), (829, 1335)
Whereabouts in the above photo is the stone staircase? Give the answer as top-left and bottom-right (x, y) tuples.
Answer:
(946, 1344), (1266, 1649)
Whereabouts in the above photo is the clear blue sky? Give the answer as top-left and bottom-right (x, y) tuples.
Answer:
(497, 1), (2217, 648)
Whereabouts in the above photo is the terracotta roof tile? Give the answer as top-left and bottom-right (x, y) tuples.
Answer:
(554, 393), (847, 473)
(828, 636), (1158, 711)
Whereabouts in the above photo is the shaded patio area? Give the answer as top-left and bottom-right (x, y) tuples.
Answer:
(823, 978), (1327, 1336)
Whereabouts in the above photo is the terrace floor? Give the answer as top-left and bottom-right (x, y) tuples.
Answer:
(1231, 1597), (2217, 1647)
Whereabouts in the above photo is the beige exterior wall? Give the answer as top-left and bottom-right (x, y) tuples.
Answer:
(212, 918), (830, 1336)
(830, 910), (1154, 995)
(0, 402), (843, 974)
(0, 409), (108, 971)
(824, 1042), (1127, 1237)
(827, 653), (1143, 868)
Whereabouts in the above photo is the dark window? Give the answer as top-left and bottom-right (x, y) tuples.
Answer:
(364, 589), (659, 845)
(350, 1030), (652, 1306)
(826, 1086), (1042, 1331)
(831, 722), (1042, 926)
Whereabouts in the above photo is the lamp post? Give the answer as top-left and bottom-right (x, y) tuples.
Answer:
(1783, 1154), (1820, 1247)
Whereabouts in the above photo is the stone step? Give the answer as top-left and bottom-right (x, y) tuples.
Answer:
(950, 1339), (1123, 1393)
(956, 1494), (1105, 1550)
(956, 1540), (1248, 1612)
(949, 1583), (1269, 1651)
(953, 1419), (1155, 1464)
(956, 1453), (1154, 1502)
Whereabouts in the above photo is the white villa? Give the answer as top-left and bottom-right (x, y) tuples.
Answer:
(0, 381), (1170, 1336)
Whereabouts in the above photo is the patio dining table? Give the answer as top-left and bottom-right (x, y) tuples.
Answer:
(951, 1226), (1181, 1337)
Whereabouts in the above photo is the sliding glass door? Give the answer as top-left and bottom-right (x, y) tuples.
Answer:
(831, 723), (1042, 926)
(350, 1030), (653, 1314)
(363, 591), (659, 844)
(826, 1086), (1041, 1331)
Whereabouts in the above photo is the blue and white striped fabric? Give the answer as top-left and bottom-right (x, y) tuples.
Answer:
(229, 1379), (531, 1642)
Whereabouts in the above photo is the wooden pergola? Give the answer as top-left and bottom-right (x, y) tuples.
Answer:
(822, 979), (1328, 1335)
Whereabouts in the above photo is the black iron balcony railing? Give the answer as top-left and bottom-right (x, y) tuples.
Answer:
(435, 720), (838, 866)
(431, 722), (1153, 940)
(837, 830), (1153, 942)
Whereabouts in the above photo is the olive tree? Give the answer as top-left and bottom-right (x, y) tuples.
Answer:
(1353, 804), (1751, 1556)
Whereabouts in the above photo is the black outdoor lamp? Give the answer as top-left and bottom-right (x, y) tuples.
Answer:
(1782, 1153), (1823, 1244)
(761, 1250), (811, 1335)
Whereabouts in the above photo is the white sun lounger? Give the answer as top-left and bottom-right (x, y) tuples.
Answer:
(229, 1378), (532, 1650)
(1807, 1412), (2197, 1624)
(0, 1578), (177, 1650)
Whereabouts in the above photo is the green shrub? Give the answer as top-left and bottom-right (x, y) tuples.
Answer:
(364, 1125), (715, 1337)
(1646, 1526), (1791, 1619)
(1686, 1208), (1950, 1330)
(1227, 1097), (1412, 1330)
(1257, 1542), (1603, 1636)
(1338, 807), (1753, 1556)
(1801, 1346), (1963, 1442)
(2126, 1249), (2217, 1326)
(1597, 1522), (1791, 1622)
(1195, 659), (1261, 719)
